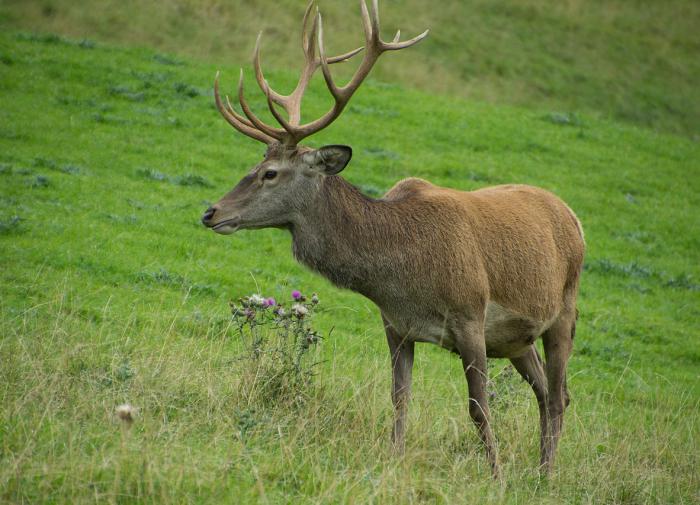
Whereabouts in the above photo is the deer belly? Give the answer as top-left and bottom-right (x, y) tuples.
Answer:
(384, 313), (458, 352)
(412, 322), (458, 351)
(484, 302), (551, 358)
(383, 303), (553, 358)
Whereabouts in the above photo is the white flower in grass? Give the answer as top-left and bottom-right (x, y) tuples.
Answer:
(292, 303), (308, 318)
(115, 403), (136, 424)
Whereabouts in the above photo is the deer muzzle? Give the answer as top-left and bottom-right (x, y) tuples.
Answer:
(201, 205), (240, 235)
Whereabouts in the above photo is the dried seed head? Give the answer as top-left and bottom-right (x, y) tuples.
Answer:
(292, 303), (308, 318)
(248, 294), (266, 307)
(115, 403), (135, 424)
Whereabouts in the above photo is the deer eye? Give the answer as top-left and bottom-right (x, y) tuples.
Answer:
(263, 170), (277, 180)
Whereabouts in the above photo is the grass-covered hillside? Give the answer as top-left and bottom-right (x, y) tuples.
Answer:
(1, 0), (699, 136)
(1, 22), (699, 505)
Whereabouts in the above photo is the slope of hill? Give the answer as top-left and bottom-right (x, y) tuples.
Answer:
(1, 0), (699, 136)
(1, 28), (699, 504)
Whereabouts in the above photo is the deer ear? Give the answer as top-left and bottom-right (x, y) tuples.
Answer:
(303, 145), (352, 175)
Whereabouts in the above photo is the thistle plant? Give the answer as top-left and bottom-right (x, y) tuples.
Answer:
(230, 290), (323, 407)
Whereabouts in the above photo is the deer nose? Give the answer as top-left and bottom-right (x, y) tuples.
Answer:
(201, 206), (217, 227)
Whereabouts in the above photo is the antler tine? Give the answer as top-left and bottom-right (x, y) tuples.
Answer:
(253, 32), (288, 113)
(237, 69), (285, 140)
(317, 13), (341, 100)
(306, 7), (319, 61)
(369, 0), (381, 44)
(382, 28), (430, 51)
(359, 0), (374, 45)
(367, 0), (429, 51)
(214, 71), (275, 144)
(261, 79), (296, 138)
(224, 95), (254, 129)
(301, 0), (315, 55)
(305, 1), (364, 64)
(325, 46), (364, 64)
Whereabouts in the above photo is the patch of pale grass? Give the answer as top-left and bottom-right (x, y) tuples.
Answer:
(1, 285), (698, 503)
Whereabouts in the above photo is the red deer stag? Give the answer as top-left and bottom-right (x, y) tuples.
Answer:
(201, 0), (585, 477)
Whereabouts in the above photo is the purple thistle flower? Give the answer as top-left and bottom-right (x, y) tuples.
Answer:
(291, 290), (302, 300)
(264, 297), (276, 307)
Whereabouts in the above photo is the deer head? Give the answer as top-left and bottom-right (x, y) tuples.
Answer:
(201, 0), (428, 233)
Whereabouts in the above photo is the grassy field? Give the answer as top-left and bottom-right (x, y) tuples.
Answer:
(1, 0), (699, 137)
(1, 16), (700, 505)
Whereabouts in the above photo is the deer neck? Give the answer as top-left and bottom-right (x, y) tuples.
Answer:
(289, 176), (393, 295)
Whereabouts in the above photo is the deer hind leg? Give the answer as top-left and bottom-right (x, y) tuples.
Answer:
(510, 346), (550, 467)
(382, 315), (415, 454)
(453, 318), (500, 478)
(541, 309), (575, 473)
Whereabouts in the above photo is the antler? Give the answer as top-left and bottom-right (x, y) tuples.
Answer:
(214, 0), (428, 146)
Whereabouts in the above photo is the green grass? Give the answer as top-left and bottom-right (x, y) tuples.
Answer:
(1, 27), (700, 504)
(1, 0), (699, 137)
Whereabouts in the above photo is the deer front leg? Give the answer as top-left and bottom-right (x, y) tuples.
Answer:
(382, 315), (415, 454)
(454, 318), (501, 478)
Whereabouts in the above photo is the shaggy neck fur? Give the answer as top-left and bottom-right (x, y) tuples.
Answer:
(289, 175), (406, 298)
